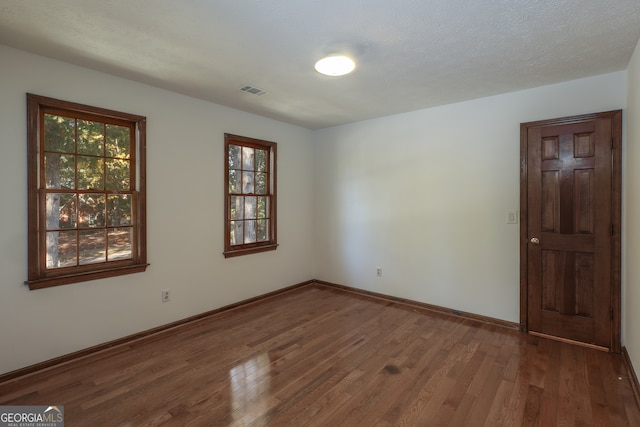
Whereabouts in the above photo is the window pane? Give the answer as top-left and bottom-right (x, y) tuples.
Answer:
(256, 149), (267, 172)
(242, 171), (254, 194)
(77, 119), (104, 155)
(106, 124), (130, 158)
(245, 196), (257, 219)
(79, 229), (106, 265)
(230, 196), (244, 220)
(256, 172), (267, 194)
(44, 114), (75, 153)
(45, 153), (75, 189)
(108, 194), (132, 226)
(244, 220), (256, 243)
(46, 230), (77, 268)
(230, 221), (243, 245)
(256, 219), (268, 242)
(105, 158), (131, 190)
(257, 197), (268, 219)
(77, 156), (104, 190)
(242, 146), (254, 170)
(108, 227), (132, 261)
(46, 193), (76, 230)
(79, 194), (106, 228)
(229, 169), (241, 194)
(229, 144), (241, 169)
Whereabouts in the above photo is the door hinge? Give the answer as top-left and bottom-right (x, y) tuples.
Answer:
(610, 223), (614, 236)
(612, 138), (615, 150)
(610, 308), (614, 320)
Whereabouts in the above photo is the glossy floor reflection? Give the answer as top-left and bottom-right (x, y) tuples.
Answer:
(230, 354), (273, 425)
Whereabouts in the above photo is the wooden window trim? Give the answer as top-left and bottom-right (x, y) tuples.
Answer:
(224, 133), (277, 258)
(26, 94), (148, 289)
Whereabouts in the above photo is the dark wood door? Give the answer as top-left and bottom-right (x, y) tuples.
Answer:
(520, 111), (621, 350)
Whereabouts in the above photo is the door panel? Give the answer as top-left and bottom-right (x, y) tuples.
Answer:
(521, 111), (621, 350)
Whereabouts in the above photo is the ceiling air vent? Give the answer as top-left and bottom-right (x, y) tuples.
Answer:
(240, 85), (268, 96)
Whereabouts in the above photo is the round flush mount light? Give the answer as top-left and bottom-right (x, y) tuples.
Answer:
(314, 54), (356, 76)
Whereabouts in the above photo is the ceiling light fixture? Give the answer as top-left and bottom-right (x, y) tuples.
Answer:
(314, 54), (356, 76)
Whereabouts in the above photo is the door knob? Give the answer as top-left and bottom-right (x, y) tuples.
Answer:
(530, 237), (540, 245)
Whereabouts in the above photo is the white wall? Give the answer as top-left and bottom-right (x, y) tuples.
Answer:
(625, 38), (640, 376)
(0, 45), (315, 375)
(313, 72), (626, 323)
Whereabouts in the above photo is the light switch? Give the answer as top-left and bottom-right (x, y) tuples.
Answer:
(507, 210), (518, 224)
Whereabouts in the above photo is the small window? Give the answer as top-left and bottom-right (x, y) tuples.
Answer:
(26, 94), (148, 289)
(224, 134), (277, 258)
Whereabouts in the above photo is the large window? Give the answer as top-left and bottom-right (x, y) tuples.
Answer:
(26, 94), (148, 289)
(224, 134), (277, 258)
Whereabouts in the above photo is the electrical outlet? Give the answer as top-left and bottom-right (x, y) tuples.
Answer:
(162, 289), (170, 303)
(376, 267), (383, 277)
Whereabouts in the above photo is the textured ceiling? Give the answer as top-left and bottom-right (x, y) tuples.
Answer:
(1, 0), (639, 129)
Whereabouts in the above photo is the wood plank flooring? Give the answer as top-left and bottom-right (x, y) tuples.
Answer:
(1, 284), (639, 426)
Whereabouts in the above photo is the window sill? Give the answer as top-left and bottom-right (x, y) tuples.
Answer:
(224, 243), (278, 258)
(25, 263), (150, 290)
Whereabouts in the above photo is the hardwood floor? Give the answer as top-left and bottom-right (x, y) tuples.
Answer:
(1, 284), (639, 426)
